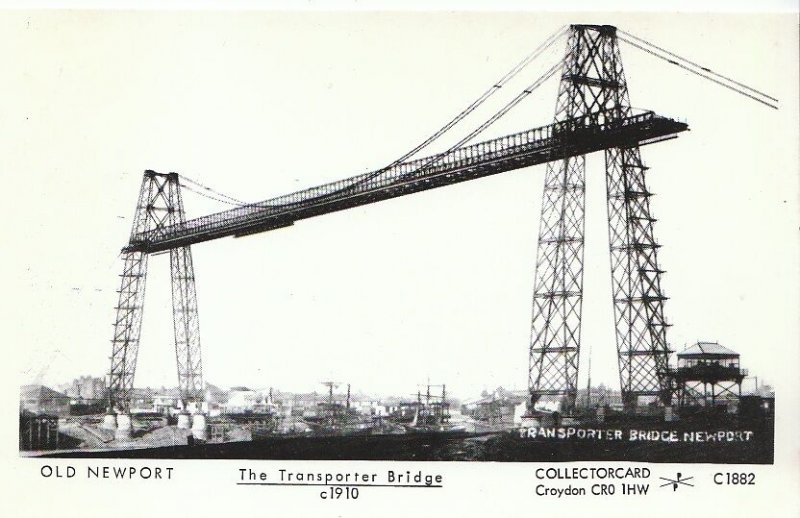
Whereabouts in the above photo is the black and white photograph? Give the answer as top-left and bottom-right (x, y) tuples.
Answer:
(3, 3), (798, 517)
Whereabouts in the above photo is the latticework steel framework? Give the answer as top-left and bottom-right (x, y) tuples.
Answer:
(104, 24), (689, 412)
(107, 171), (203, 410)
(528, 25), (671, 410)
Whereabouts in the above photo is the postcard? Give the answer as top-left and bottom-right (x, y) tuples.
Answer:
(3, 5), (798, 517)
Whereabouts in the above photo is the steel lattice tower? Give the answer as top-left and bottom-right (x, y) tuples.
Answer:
(107, 171), (204, 411)
(528, 25), (671, 411)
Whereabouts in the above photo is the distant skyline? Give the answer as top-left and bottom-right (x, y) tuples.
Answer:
(5, 12), (796, 401)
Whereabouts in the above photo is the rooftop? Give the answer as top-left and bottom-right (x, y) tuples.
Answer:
(678, 341), (739, 358)
(20, 384), (69, 401)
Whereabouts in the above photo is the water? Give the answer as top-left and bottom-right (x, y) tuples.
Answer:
(43, 426), (773, 464)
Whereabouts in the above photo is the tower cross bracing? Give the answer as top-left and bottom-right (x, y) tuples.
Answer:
(528, 25), (671, 411)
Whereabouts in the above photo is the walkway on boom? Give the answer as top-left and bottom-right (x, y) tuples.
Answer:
(125, 111), (687, 254)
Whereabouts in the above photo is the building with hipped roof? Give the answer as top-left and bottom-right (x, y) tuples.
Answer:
(19, 385), (71, 417)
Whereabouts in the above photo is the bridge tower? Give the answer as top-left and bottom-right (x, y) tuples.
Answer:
(528, 24), (671, 412)
(107, 171), (204, 412)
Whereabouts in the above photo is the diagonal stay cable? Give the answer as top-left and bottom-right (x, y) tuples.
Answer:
(180, 175), (247, 205)
(618, 35), (777, 110)
(619, 29), (777, 102)
(181, 183), (245, 207)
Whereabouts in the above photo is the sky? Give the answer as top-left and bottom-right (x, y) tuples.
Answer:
(2, 11), (797, 400)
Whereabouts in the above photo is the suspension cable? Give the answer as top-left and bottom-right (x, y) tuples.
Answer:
(248, 56), (564, 213)
(400, 58), (564, 180)
(249, 26), (568, 208)
(618, 33), (777, 110)
(177, 27), (567, 213)
(388, 25), (568, 166)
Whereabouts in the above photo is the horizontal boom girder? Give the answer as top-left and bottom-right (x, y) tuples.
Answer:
(124, 111), (686, 254)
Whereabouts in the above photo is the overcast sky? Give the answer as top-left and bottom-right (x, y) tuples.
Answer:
(3, 11), (797, 399)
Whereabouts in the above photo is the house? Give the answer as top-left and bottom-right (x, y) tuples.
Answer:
(223, 387), (277, 414)
(153, 388), (183, 415)
(277, 392), (321, 417)
(129, 387), (156, 413)
(463, 387), (529, 424)
(204, 383), (230, 417)
(575, 385), (624, 409)
(130, 384), (231, 416)
(20, 385), (71, 417)
(67, 376), (106, 402)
